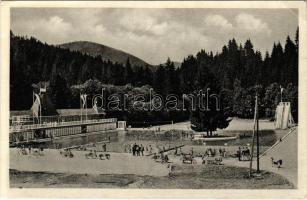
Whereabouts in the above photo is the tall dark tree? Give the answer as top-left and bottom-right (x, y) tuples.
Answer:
(270, 42), (284, 83)
(124, 57), (134, 84)
(189, 91), (231, 136)
(165, 57), (179, 94)
(284, 36), (297, 85)
(179, 55), (198, 93)
(295, 27), (299, 50)
(50, 74), (72, 109)
(153, 65), (167, 95)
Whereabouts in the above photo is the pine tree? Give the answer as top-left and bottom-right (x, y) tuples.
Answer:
(165, 57), (177, 94)
(270, 42), (284, 83)
(124, 57), (133, 84)
(295, 27), (299, 51)
(284, 36), (297, 85)
(153, 65), (167, 95)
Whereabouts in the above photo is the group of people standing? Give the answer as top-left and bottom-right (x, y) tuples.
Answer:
(237, 146), (251, 161)
(125, 143), (154, 155)
(132, 143), (145, 156)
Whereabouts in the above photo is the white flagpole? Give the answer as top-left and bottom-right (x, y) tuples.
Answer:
(80, 93), (83, 124)
(85, 94), (87, 121)
(33, 91), (35, 124)
(39, 96), (42, 124)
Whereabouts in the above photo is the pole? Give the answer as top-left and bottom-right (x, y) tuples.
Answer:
(249, 95), (258, 177)
(256, 96), (260, 173)
(32, 91), (35, 124)
(80, 93), (82, 124)
(280, 86), (284, 103)
(85, 94), (87, 121)
(39, 92), (42, 125)
(40, 100), (42, 124)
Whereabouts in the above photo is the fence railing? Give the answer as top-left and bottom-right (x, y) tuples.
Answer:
(10, 114), (103, 126)
(10, 118), (117, 133)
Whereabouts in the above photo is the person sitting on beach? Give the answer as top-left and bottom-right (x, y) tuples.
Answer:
(32, 148), (41, 156)
(39, 147), (44, 156)
(93, 150), (98, 158)
(86, 150), (94, 159)
(168, 163), (175, 178)
(19, 146), (28, 155)
(67, 149), (74, 158)
(153, 153), (158, 160)
(208, 149), (212, 157)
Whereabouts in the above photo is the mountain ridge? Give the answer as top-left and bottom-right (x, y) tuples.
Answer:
(59, 41), (153, 68)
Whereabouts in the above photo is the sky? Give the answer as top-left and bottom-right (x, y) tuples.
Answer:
(11, 8), (298, 65)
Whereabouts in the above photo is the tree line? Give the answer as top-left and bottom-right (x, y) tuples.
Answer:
(10, 28), (298, 122)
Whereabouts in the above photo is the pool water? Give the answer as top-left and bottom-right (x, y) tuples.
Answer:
(39, 129), (276, 156)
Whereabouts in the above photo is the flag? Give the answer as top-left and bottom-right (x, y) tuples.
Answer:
(31, 94), (41, 118)
(93, 99), (105, 114)
(280, 86), (284, 93)
(80, 94), (87, 109)
(93, 99), (98, 114)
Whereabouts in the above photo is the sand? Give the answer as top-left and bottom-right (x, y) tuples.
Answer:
(10, 149), (169, 177)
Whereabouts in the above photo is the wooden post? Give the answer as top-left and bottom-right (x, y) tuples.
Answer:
(249, 95), (258, 177)
(256, 97), (260, 173)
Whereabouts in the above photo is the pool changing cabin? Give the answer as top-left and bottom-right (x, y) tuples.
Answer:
(9, 118), (118, 146)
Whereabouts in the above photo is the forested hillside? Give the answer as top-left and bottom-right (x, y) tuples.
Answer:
(60, 41), (152, 68)
(10, 29), (298, 121)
